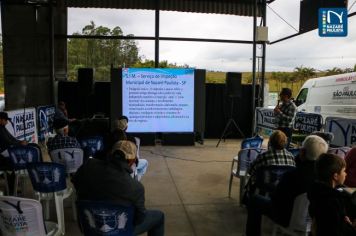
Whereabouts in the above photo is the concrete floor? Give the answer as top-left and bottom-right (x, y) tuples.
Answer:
(2, 139), (276, 236)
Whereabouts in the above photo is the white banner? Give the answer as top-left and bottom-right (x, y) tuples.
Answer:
(325, 117), (356, 147)
(5, 108), (38, 143)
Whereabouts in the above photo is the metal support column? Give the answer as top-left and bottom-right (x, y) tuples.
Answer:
(49, 0), (55, 103)
(261, 0), (267, 107)
(251, 0), (257, 135)
(154, 0), (160, 68)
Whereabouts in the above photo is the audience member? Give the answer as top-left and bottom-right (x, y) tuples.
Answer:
(0, 111), (28, 153)
(274, 88), (297, 147)
(245, 134), (327, 236)
(308, 153), (356, 236)
(46, 118), (80, 153)
(345, 147), (356, 187)
(72, 140), (165, 236)
(111, 115), (148, 181)
(248, 130), (295, 178)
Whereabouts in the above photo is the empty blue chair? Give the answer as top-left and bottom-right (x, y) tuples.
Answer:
(228, 148), (267, 202)
(241, 136), (264, 149)
(79, 136), (104, 159)
(77, 200), (134, 236)
(27, 162), (75, 235)
(7, 145), (42, 196)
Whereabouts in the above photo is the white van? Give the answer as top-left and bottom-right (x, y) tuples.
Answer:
(295, 72), (356, 120)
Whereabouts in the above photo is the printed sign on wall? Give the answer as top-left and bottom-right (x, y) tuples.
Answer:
(6, 108), (38, 143)
(294, 112), (323, 134)
(37, 105), (56, 142)
(326, 117), (356, 147)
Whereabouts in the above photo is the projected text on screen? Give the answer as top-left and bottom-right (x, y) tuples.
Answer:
(122, 68), (194, 132)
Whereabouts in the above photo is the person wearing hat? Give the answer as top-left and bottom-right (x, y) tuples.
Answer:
(0, 111), (27, 153)
(109, 115), (149, 181)
(72, 140), (165, 236)
(274, 88), (297, 147)
(46, 118), (80, 152)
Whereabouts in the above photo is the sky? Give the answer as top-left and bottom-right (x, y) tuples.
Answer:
(1, 0), (355, 72)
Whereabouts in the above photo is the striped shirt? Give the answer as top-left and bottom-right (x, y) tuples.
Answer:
(276, 100), (297, 128)
(248, 148), (296, 177)
(47, 134), (80, 153)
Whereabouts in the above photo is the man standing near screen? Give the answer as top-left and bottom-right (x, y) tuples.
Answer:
(274, 88), (297, 147)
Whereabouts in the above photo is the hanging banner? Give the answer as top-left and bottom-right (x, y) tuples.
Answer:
(5, 108), (38, 143)
(293, 112), (323, 134)
(325, 117), (356, 147)
(255, 107), (278, 137)
(37, 105), (56, 142)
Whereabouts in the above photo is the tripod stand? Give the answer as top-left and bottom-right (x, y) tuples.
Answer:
(216, 97), (245, 147)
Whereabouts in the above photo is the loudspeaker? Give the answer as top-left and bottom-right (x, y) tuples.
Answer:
(226, 72), (242, 98)
(78, 68), (94, 94)
(299, 0), (347, 33)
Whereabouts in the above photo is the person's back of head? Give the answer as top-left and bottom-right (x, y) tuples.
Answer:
(269, 130), (287, 150)
(114, 116), (129, 131)
(53, 118), (69, 136)
(111, 140), (137, 166)
(302, 135), (329, 161)
(316, 153), (346, 187)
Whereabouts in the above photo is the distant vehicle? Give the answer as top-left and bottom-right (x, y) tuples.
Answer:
(0, 94), (4, 111)
(295, 72), (356, 120)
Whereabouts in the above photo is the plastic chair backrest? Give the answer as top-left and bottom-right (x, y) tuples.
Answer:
(26, 162), (67, 193)
(237, 148), (266, 176)
(241, 136), (263, 149)
(0, 196), (46, 236)
(289, 193), (311, 232)
(77, 200), (134, 236)
(327, 147), (352, 158)
(287, 148), (301, 158)
(255, 165), (296, 194)
(7, 145), (41, 170)
(50, 148), (84, 174)
(79, 136), (104, 159)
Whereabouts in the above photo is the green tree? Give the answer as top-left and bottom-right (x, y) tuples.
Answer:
(325, 67), (343, 76)
(67, 21), (140, 81)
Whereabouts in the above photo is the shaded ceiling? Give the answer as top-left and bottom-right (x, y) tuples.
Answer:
(65, 0), (263, 17)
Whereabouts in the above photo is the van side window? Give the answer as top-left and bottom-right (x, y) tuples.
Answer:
(296, 88), (308, 106)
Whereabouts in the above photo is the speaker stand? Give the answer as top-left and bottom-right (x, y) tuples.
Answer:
(216, 97), (245, 147)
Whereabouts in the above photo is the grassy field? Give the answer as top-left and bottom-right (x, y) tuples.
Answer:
(206, 71), (305, 96)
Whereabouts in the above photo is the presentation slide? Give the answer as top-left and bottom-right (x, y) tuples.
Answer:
(122, 68), (194, 132)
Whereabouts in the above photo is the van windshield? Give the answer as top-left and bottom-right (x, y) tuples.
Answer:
(295, 88), (308, 106)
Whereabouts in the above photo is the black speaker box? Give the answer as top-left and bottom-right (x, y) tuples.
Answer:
(78, 68), (94, 94)
(226, 72), (242, 98)
(162, 133), (195, 146)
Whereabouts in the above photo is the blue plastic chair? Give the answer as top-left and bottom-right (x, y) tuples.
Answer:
(228, 148), (267, 202)
(77, 200), (134, 236)
(27, 162), (75, 235)
(241, 136), (264, 149)
(287, 148), (301, 158)
(328, 147), (351, 158)
(254, 165), (296, 197)
(7, 145), (42, 196)
(79, 136), (104, 159)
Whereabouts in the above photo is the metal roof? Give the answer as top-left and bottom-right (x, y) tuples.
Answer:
(65, 0), (262, 17)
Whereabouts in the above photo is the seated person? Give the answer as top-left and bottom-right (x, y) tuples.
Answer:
(46, 118), (80, 153)
(72, 140), (164, 236)
(0, 111), (28, 195)
(245, 134), (328, 236)
(345, 147), (356, 187)
(0, 111), (28, 154)
(111, 116), (148, 181)
(308, 153), (356, 236)
(248, 130), (295, 179)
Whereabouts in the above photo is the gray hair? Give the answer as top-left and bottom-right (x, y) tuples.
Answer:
(302, 135), (328, 161)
